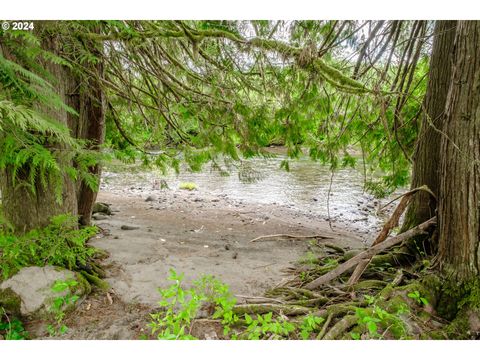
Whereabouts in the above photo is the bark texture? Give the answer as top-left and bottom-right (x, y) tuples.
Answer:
(402, 21), (457, 231)
(72, 33), (105, 226)
(437, 21), (480, 281)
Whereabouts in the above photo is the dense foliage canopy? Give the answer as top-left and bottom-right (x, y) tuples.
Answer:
(0, 20), (433, 199)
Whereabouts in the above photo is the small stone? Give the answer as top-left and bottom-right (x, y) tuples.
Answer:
(114, 236), (119, 239)
(145, 195), (156, 202)
(92, 202), (112, 215)
(224, 244), (230, 251)
(94, 214), (110, 221)
(232, 252), (238, 260)
(121, 225), (140, 230)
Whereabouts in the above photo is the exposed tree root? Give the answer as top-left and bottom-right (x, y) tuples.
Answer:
(304, 217), (436, 289)
(236, 295), (286, 304)
(250, 233), (333, 243)
(345, 186), (436, 286)
(322, 314), (358, 340)
(79, 271), (110, 290)
(345, 279), (388, 292)
(224, 218), (466, 339)
(316, 313), (333, 339)
(188, 203), (472, 340)
(233, 303), (311, 316)
(323, 243), (346, 254)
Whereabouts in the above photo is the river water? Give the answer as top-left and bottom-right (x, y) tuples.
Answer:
(101, 149), (404, 238)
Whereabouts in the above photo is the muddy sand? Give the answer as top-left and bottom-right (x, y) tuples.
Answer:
(29, 186), (374, 339)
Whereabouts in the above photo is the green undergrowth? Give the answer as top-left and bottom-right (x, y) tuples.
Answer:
(0, 214), (103, 340)
(146, 269), (438, 340)
(0, 312), (29, 340)
(147, 269), (326, 340)
(46, 278), (81, 337)
(0, 214), (99, 280)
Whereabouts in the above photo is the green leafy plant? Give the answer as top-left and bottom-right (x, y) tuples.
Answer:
(242, 312), (296, 340)
(408, 290), (429, 306)
(354, 307), (382, 338)
(0, 214), (98, 279)
(148, 269), (238, 340)
(298, 314), (325, 340)
(352, 296), (410, 340)
(148, 270), (202, 340)
(364, 180), (391, 199)
(194, 275), (238, 337)
(0, 308), (28, 340)
(148, 270), (335, 340)
(299, 251), (319, 265)
(46, 278), (79, 336)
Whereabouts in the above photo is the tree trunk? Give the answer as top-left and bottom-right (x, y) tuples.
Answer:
(68, 30), (105, 226)
(437, 21), (480, 281)
(402, 21), (457, 232)
(1, 22), (105, 232)
(0, 31), (78, 233)
(76, 83), (105, 226)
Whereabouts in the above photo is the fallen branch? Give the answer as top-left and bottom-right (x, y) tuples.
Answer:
(304, 217), (436, 290)
(250, 233), (333, 243)
(235, 295), (286, 304)
(232, 303), (311, 316)
(347, 185), (435, 286)
(378, 184), (437, 212)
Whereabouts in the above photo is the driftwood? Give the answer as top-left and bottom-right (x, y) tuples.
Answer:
(235, 295), (286, 304)
(232, 303), (311, 316)
(347, 185), (436, 286)
(250, 233), (332, 243)
(304, 216), (436, 290)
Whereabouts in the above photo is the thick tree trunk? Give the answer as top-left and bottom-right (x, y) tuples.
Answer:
(1, 22), (105, 232)
(68, 33), (105, 226)
(402, 21), (457, 231)
(0, 32), (78, 233)
(76, 84), (105, 226)
(437, 21), (480, 281)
